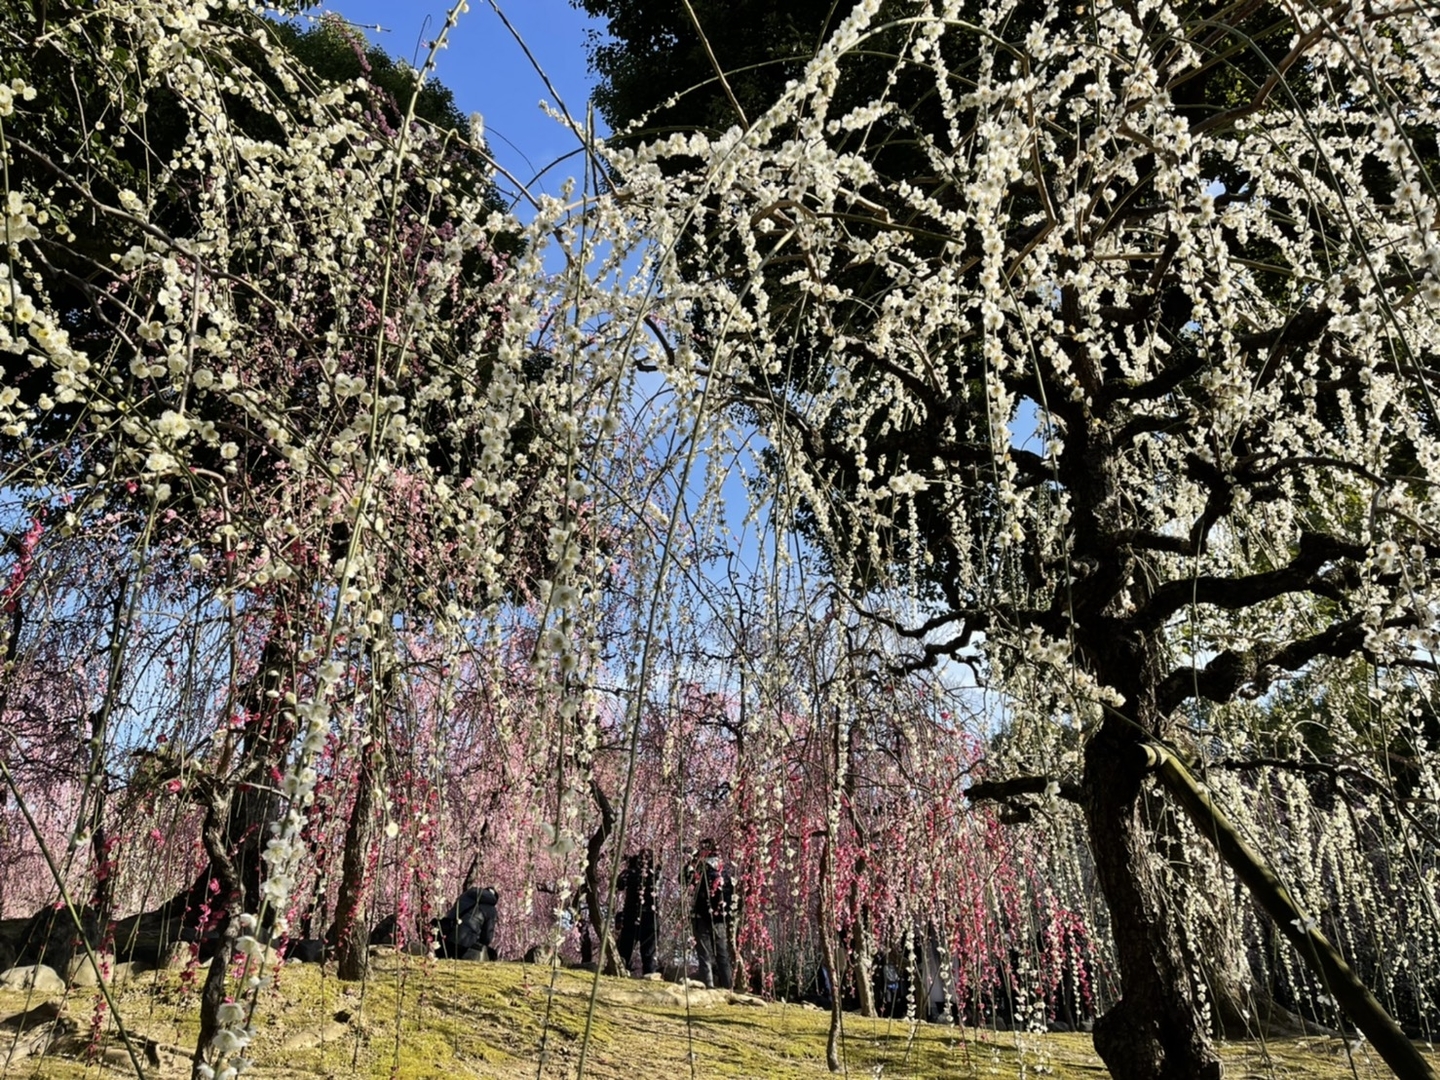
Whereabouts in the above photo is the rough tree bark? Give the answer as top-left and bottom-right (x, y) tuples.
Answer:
(329, 739), (379, 981)
(330, 666), (395, 982)
(849, 889), (876, 1019)
(154, 630), (290, 933)
(1063, 418), (1226, 1079)
(104, 621), (294, 973)
(1083, 710), (1223, 1080)
(191, 778), (244, 1080)
(583, 779), (622, 976)
(818, 836), (843, 1073)
(841, 716), (876, 1017)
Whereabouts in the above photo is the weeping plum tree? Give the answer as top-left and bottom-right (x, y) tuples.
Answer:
(0, 0), (639, 1071)
(0, 0), (517, 966)
(593, 0), (1440, 1076)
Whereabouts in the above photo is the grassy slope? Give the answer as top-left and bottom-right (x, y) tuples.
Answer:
(1, 953), (1435, 1079)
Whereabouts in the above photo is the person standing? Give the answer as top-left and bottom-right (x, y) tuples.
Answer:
(685, 838), (733, 990)
(616, 848), (660, 976)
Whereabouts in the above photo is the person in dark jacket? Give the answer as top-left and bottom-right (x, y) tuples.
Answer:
(616, 848), (660, 976)
(435, 886), (499, 959)
(684, 838), (733, 989)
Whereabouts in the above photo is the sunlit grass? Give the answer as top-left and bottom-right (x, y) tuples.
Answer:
(2, 953), (1434, 1079)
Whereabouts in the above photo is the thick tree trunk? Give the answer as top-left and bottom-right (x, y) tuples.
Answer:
(156, 754), (278, 936)
(726, 891), (744, 992)
(223, 629), (291, 920)
(583, 779), (622, 976)
(818, 839), (842, 1073)
(841, 879), (876, 1018)
(823, 927), (843, 1071)
(852, 908), (876, 1019)
(842, 718), (876, 1017)
(1084, 714), (1223, 1080)
(330, 742), (379, 981)
(191, 781), (243, 1080)
(145, 631), (293, 940)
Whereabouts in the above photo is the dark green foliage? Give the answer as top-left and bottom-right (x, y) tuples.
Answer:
(577, 0), (853, 138)
(0, 2), (511, 480)
(0, 2), (551, 611)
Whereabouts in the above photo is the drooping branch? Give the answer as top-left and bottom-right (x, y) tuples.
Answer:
(1143, 743), (1438, 1080)
(1205, 755), (1440, 850)
(5, 135), (288, 316)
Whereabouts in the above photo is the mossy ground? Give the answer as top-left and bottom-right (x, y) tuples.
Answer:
(1, 956), (1434, 1080)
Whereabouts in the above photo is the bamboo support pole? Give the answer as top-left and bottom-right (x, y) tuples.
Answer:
(1141, 742), (1437, 1080)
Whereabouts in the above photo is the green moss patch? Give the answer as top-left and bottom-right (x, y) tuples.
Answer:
(1, 958), (1434, 1079)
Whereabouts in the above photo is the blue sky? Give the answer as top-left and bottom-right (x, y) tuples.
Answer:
(312, 1), (607, 197)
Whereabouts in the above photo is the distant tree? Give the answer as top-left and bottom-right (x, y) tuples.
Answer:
(0, 0), (556, 988)
(577, 0), (849, 140)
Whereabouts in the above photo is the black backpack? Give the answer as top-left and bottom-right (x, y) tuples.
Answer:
(690, 861), (731, 924)
(436, 887), (499, 957)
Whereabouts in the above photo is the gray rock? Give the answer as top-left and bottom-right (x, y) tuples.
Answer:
(727, 992), (766, 1007)
(66, 953), (112, 988)
(65, 954), (147, 988)
(0, 964), (65, 993)
(0, 1000), (76, 1065)
(14, 905), (83, 973)
(110, 961), (151, 985)
(160, 942), (197, 970)
(240, 944), (281, 969)
(281, 1019), (349, 1051)
(284, 939), (327, 964)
